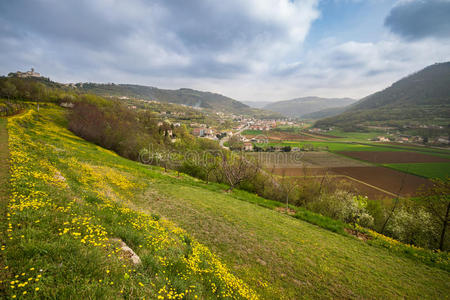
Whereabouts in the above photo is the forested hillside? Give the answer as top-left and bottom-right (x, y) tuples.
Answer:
(316, 62), (450, 130)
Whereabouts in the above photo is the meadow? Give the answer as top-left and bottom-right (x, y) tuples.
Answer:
(384, 162), (450, 180)
(0, 106), (449, 299)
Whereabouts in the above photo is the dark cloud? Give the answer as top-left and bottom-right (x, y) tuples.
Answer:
(0, 0), (318, 79)
(385, 0), (450, 40)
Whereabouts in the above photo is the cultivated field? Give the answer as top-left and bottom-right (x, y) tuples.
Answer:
(329, 166), (432, 196)
(384, 162), (450, 180)
(248, 151), (370, 168)
(243, 130), (324, 141)
(338, 151), (450, 164)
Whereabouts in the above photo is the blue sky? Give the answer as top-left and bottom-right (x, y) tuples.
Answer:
(1, 0), (449, 101)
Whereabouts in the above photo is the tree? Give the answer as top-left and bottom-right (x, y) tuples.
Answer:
(419, 178), (450, 251)
(277, 171), (298, 209)
(380, 168), (409, 234)
(0, 80), (17, 100)
(220, 152), (259, 192)
(228, 135), (244, 151)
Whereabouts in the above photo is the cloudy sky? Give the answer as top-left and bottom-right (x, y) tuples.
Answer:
(1, 0), (450, 101)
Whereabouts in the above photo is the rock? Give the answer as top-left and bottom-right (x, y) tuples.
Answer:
(111, 238), (141, 265)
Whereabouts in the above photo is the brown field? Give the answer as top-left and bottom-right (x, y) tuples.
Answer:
(329, 166), (431, 196)
(249, 152), (370, 168)
(337, 151), (450, 163)
(268, 165), (431, 199)
(269, 170), (394, 199)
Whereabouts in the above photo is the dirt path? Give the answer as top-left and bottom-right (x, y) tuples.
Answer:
(0, 118), (9, 207)
(0, 118), (9, 253)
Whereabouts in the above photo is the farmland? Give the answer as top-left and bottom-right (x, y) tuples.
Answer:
(383, 162), (450, 180)
(249, 127), (450, 198)
(337, 151), (450, 163)
(242, 129), (322, 141)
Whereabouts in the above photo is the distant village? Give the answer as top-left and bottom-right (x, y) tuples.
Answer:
(9, 68), (42, 78)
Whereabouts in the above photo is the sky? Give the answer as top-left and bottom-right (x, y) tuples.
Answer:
(1, 0), (450, 102)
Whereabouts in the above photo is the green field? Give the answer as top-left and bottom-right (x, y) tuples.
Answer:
(322, 129), (386, 141)
(384, 162), (450, 179)
(261, 140), (450, 158)
(1, 107), (449, 299)
(264, 141), (404, 152)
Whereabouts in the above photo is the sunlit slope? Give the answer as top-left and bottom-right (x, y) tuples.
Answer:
(1, 107), (257, 299)
(1, 106), (449, 299)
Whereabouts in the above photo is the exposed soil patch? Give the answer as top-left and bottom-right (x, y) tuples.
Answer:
(337, 151), (450, 164)
(344, 228), (372, 242)
(275, 207), (296, 215)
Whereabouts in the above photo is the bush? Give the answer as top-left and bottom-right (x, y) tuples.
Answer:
(307, 190), (374, 227)
(386, 206), (439, 249)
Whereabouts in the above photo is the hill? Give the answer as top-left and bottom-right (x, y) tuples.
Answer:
(1, 106), (449, 299)
(76, 83), (275, 117)
(301, 106), (347, 119)
(263, 97), (356, 118)
(242, 101), (272, 109)
(315, 62), (450, 130)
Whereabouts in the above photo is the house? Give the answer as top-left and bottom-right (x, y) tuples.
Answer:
(244, 142), (253, 151)
(377, 136), (390, 142)
(192, 128), (205, 137)
(436, 137), (450, 144)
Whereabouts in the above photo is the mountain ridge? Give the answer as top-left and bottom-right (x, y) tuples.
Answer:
(263, 96), (357, 118)
(315, 62), (450, 130)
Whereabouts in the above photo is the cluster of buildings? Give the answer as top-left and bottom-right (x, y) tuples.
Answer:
(10, 68), (41, 78)
(191, 124), (219, 140)
(248, 120), (277, 131)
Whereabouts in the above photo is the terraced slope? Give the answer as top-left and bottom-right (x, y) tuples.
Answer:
(0, 107), (449, 299)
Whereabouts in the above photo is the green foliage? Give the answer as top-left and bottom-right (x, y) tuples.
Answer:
(385, 206), (439, 249)
(306, 190), (374, 228)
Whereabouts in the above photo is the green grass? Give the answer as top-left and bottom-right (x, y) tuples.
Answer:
(383, 162), (450, 179)
(323, 129), (385, 141)
(1, 107), (450, 299)
(262, 140), (450, 158)
(265, 141), (401, 152)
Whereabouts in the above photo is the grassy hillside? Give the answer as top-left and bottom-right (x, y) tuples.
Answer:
(316, 62), (450, 130)
(1, 106), (449, 299)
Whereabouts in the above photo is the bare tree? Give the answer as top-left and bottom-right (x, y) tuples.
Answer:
(277, 170), (299, 210)
(380, 169), (409, 234)
(220, 152), (259, 192)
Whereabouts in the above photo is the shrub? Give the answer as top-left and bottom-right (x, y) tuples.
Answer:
(307, 190), (374, 227)
(386, 206), (439, 249)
